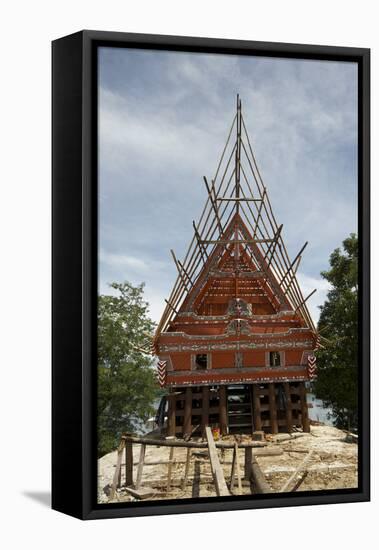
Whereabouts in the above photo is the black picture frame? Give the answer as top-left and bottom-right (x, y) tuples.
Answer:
(52, 30), (370, 520)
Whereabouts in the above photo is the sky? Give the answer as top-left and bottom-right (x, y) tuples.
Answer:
(98, 47), (358, 325)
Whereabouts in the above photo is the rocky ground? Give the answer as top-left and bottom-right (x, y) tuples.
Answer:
(97, 424), (358, 504)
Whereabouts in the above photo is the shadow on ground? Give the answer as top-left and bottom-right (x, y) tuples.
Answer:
(23, 491), (51, 507)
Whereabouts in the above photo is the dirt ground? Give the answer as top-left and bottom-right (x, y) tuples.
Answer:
(97, 424), (358, 504)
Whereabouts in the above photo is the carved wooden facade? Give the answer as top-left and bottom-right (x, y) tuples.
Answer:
(154, 97), (318, 436)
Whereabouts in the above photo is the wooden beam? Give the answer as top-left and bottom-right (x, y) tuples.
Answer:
(203, 176), (223, 235)
(125, 437), (133, 487)
(110, 439), (125, 500)
(283, 382), (293, 434)
(283, 255), (302, 295)
(279, 241), (308, 286)
(181, 448), (192, 491)
(244, 447), (252, 480)
(294, 288), (317, 313)
(217, 197), (263, 202)
(183, 387), (192, 437)
(167, 394), (176, 437)
(230, 442), (242, 494)
(235, 94), (241, 214)
(135, 444), (146, 489)
(268, 383), (278, 434)
(219, 386), (228, 435)
(205, 427), (230, 497)
(164, 298), (178, 315)
(251, 454), (273, 493)
(299, 383), (310, 433)
(280, 450), (314, 492)
(199, 238), (275, 245)
(193, 220), (209, 263)
(167, 447), (175, 491)
(170, 249), (191, 292)
(265, 225), (283, 271)
(252, 384), (262, 431)
(201, 386), (209, 438)
(252, 188), (266, 239)
(122, 435), (267, 449)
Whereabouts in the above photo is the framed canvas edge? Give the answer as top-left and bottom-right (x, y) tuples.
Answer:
(52, 30), (370, 520)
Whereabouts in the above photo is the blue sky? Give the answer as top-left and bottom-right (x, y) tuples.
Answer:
(98, 47), (358, 325)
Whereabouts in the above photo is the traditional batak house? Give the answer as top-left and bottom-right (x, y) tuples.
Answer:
(154, 97), (318, 438)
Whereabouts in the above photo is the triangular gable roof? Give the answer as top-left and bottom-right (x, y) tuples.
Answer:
(155, 96), (316, 340)
(179, 212), (293, 314)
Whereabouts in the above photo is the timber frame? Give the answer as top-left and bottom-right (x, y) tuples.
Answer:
(52, 30), (370, 519)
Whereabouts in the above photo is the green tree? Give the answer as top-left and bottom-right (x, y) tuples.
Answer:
(97, 281), (159, 457)
(313, 234), (358, 431)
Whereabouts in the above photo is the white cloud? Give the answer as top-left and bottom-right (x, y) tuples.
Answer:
(296, 272), (332, 325)
(98, 49), (357, 330)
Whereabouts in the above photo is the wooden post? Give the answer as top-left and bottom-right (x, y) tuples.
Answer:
(299, 383), (310, 433)
(135, 444), (146, 489)
(244, 446), (252, 480)
(167, 447), (175, 491)
(201, 386), (209, 438)
(205, 427), (230, 496)
(230, 446), (236, 490)
(110, 441), (124, 499)
(125, 437), (133, 487)
(233, 442), (242, 494)
(183, 387), (193, 437)
(283, 382), (293, 434)
(181, 448), (191, 491)
(268, 383), (278, 434)
(219, 386), (228, 435)
(167, 393), (176, 437)
(252, 384), (262, 431)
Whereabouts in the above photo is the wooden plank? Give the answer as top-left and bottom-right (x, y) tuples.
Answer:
(183, 387), (192, 437)
(135, 444), (146, 489)
(205, 427), (230, 497)
(280, 450), (314, 492)
(125, 437), (133, 487)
